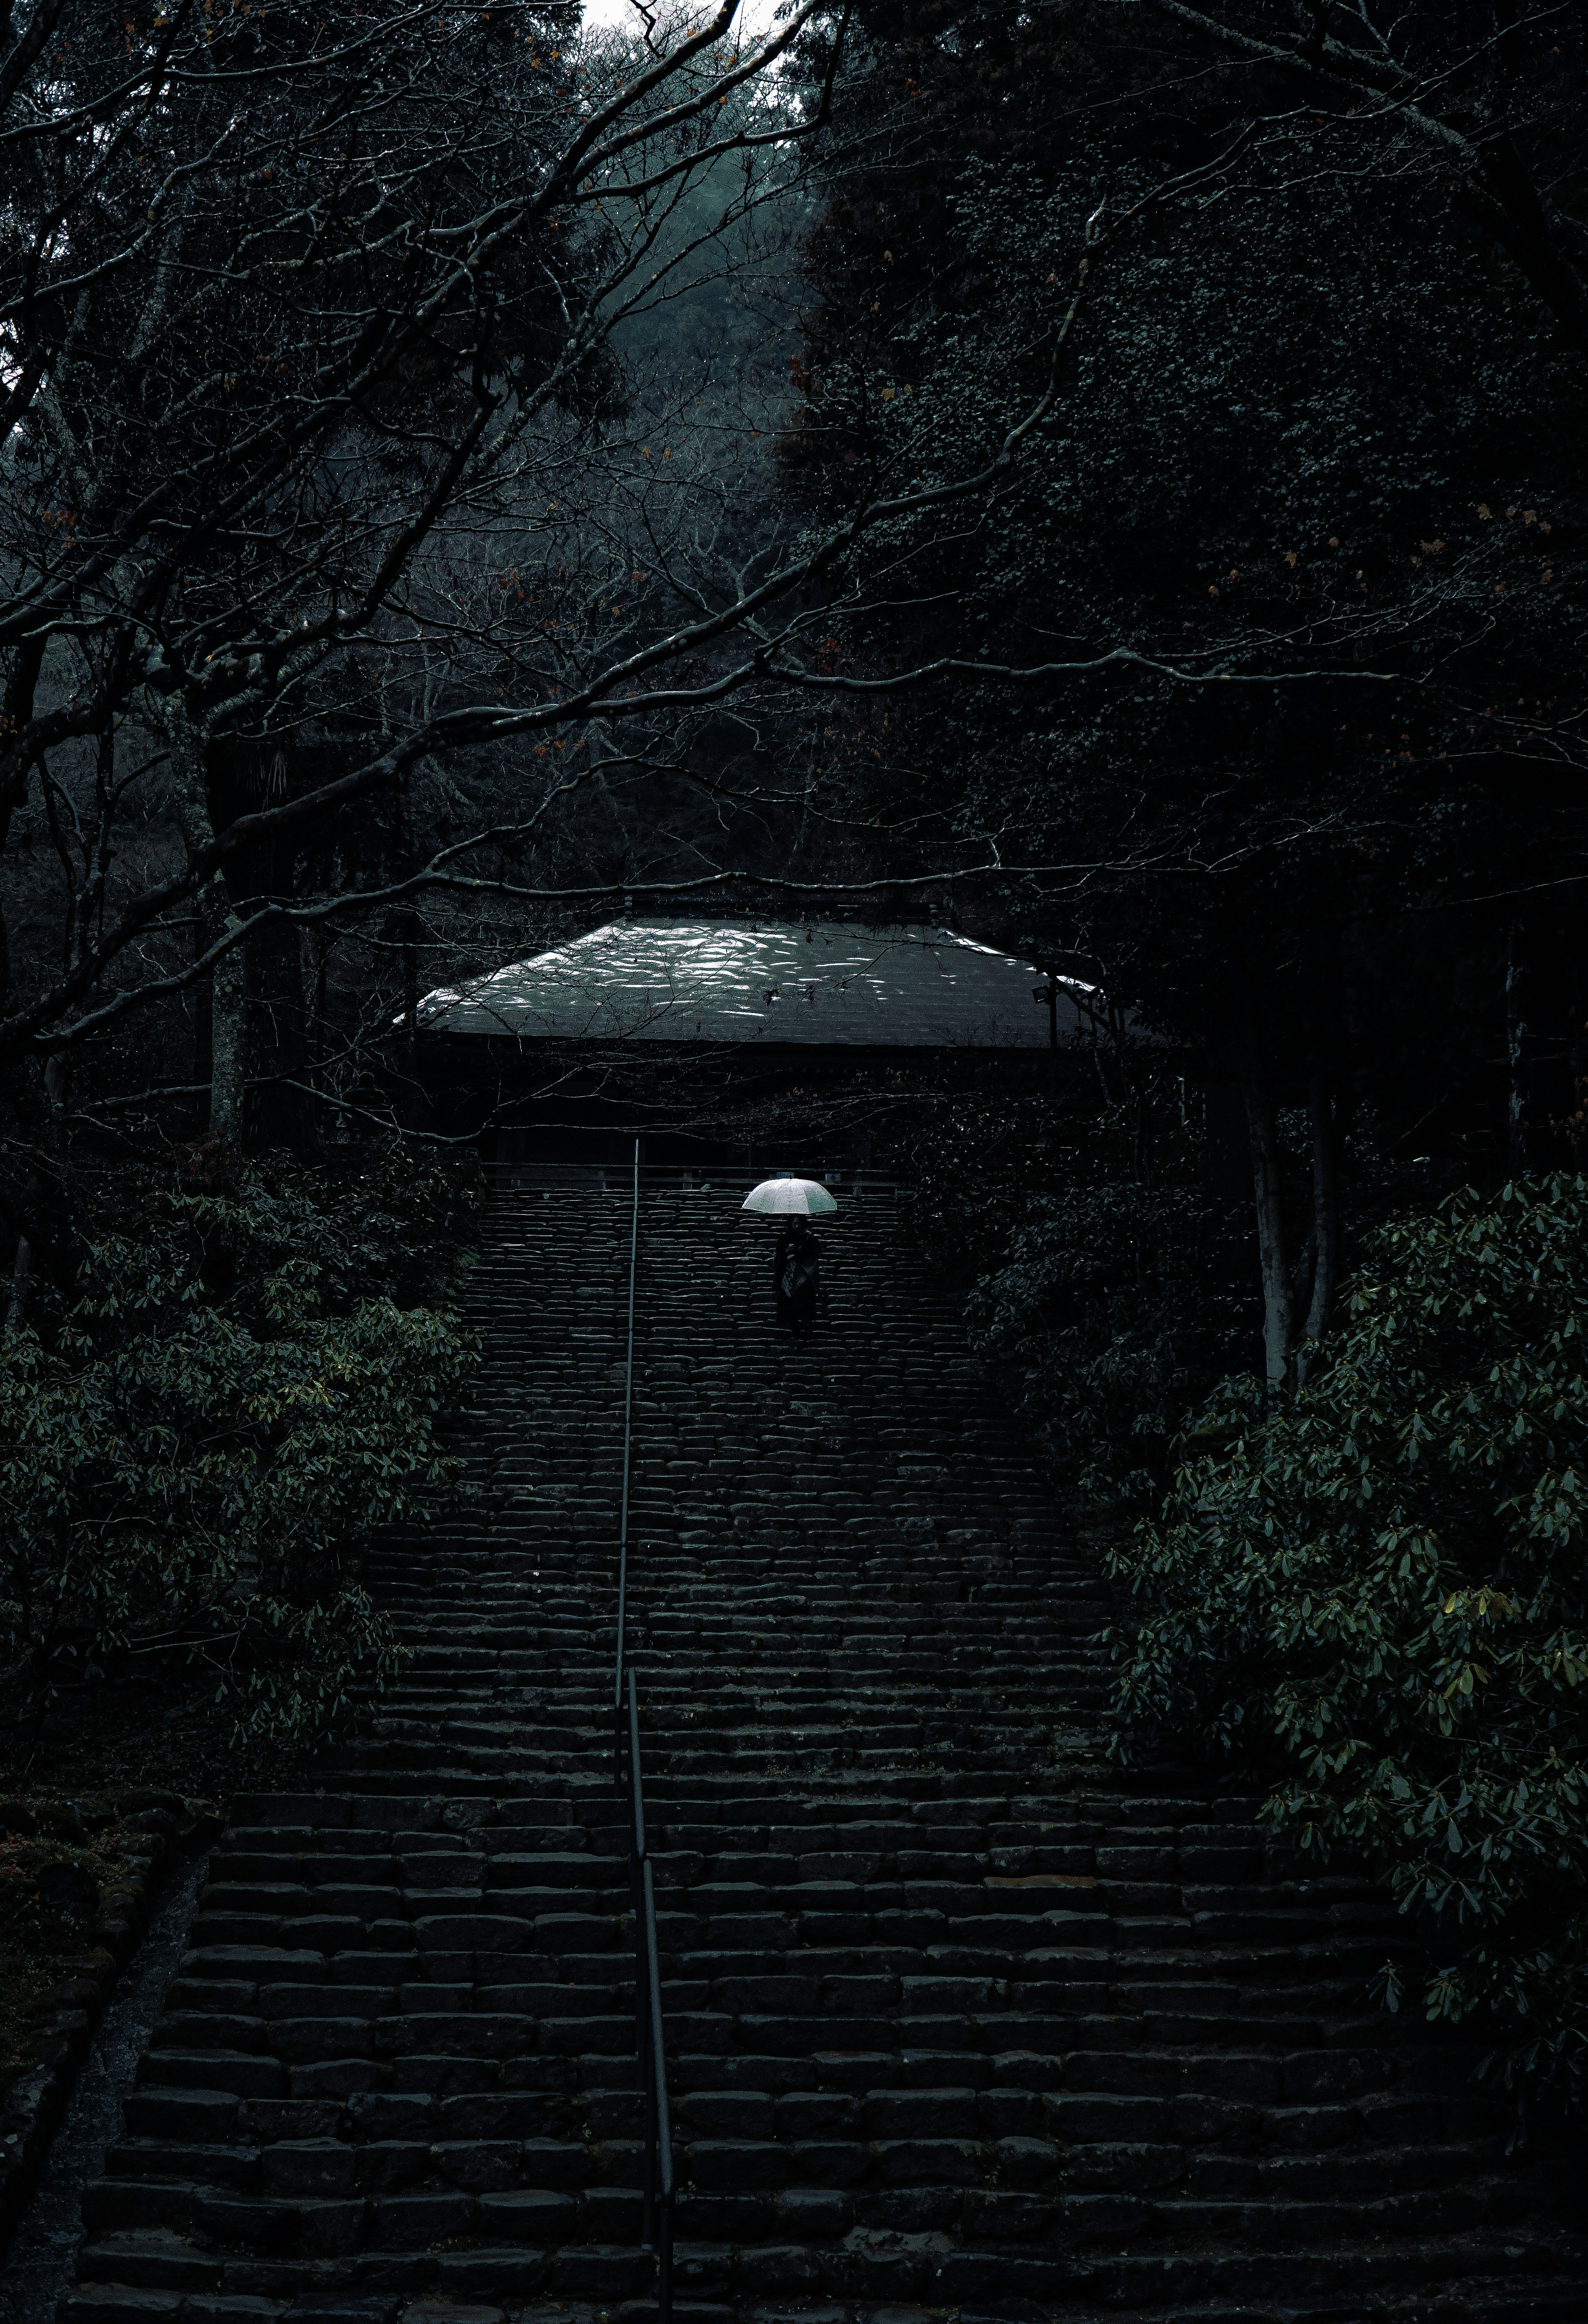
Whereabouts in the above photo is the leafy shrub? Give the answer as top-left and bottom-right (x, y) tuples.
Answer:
(1, 1148), (480, 1752)
(906, 1089), (1244, 1512)
(1107, 1176), (1588, 2094)
(969, 1183), (1246, 1511)
(905, 1093), (1070, 1275)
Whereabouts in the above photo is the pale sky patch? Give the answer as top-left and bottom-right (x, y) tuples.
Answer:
(581, 0), (784, 39)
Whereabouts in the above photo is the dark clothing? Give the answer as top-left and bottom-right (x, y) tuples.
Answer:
(773, 1225), (821, 1332)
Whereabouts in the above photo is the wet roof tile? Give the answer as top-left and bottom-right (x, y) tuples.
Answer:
(417, 919), (1097, 1049)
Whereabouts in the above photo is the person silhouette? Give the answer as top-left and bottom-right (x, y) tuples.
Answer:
(772, 1216), (821, 1334)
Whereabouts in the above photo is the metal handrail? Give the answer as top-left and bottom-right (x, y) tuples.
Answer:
(607, 1146), (674, 2316)
(613, 1136), (639, 1787)
(625, 1669), (674, 2314)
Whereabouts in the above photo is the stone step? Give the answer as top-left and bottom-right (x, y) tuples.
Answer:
(63, 1188), (1584, 2324)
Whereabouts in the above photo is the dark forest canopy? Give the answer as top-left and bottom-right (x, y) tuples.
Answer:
(1, 0), (1585, 1327)
(780, 0), (1588, 1373)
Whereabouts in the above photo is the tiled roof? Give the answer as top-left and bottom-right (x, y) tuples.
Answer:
(417, 919), (1096, 1049)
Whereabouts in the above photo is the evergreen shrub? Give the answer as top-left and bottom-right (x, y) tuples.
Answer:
(0, 1149), (480, 1752)
(970, 1182), (1243, 1511)
(909, 1089), (1242, 1513)
(1108, 1176), (1588, 2093)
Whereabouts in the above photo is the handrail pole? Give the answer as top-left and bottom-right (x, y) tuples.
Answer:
(626, 1670), (674, 2322)
(614, 1136), (640, 1789)
(643, 1989), (658, 2252)
(644, 1855), (674, 2319)
(627, 1670), (647, 1860)
(629, 1673), (646, 2059)
(645, 1865), (673, 2171)
(633, 1855), (647, 2063)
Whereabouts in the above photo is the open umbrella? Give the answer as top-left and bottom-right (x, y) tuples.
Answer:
(741, 1174), (838, 1215)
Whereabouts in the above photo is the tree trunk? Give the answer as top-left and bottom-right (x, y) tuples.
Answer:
(3, 1235), (30, 1338)
(1029, 966), (1059, 1090)
(400, 908), (422, 1131)
(167, 697), (247, 1151)
(40, 1047), (77, 1221)
(208, 916), (247, 1150)
(1295, 1068), (1340, 1385)
(193, 921), (213, 1125)
(2, 1033), (77, 1328)
(309, 932), (330, 1094)
(1243, 1074), (1294, 1393)
(1569, 937), (1588, 1171)
(248, 913), (313, 1150)
(1203, 1078), (1251, 1203)
(1507, 916), (1536, 1177)
(1507, 913), (1577, 1177)
(395, 765), (423, 1132)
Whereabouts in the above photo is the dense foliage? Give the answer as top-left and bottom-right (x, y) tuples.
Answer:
(907, 1086), (1245, 1513)
(0, 1152), (479, 1752)
(1107, 1176), (1588, 2094)
(969, 1179), (1241, 1511)
(798, 3), (1588, 1388)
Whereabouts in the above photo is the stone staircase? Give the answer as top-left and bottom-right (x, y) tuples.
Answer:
(62, 1187), (1588, 2324)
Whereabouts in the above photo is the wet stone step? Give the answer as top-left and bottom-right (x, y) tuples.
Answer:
(60, 1188), (1586, 2324)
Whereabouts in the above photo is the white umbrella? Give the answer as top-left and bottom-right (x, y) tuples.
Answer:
(741, 1174), (838, 1215)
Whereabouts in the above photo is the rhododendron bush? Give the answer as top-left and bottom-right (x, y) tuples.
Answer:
(0, 1154), (478, 1751)
(1109, 1177), (1588, 2095)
